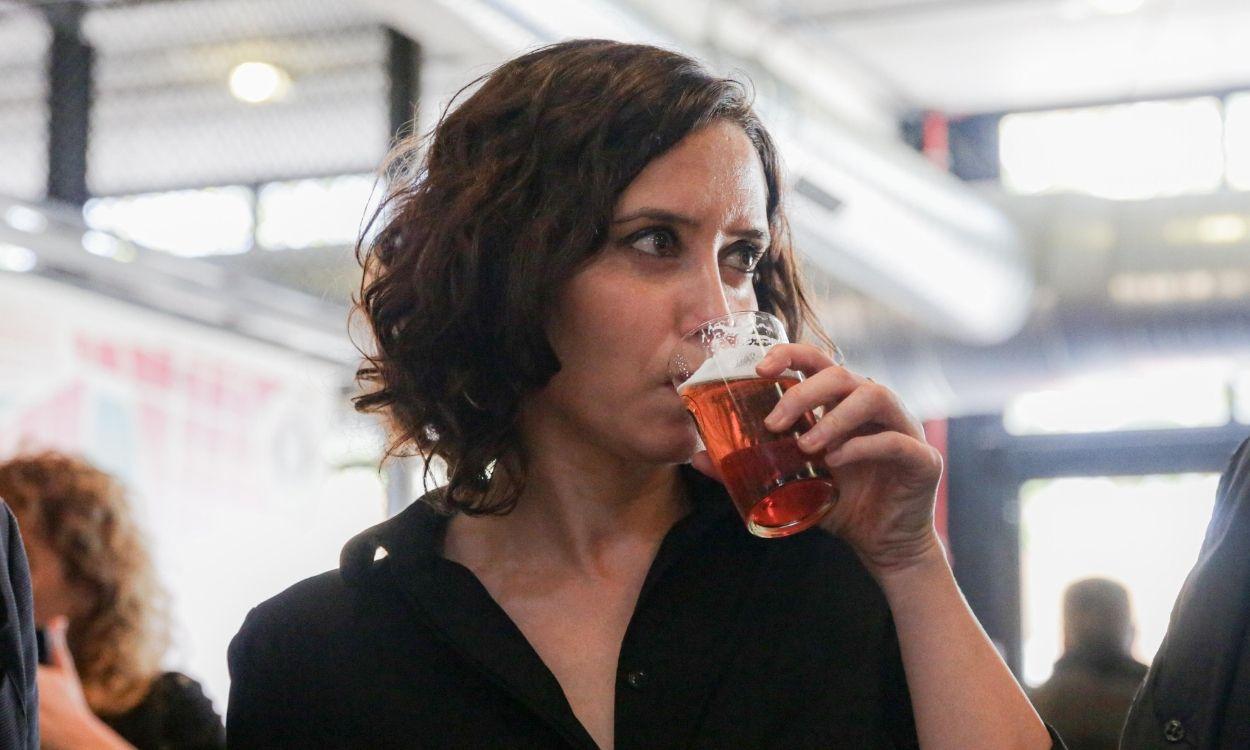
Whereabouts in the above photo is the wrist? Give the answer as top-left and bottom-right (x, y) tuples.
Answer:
(869, 536), (951, 595)
(860, 528), (947, 578)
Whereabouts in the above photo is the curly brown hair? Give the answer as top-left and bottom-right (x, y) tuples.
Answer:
(355, 39), (830, 515)
(0, 452), (169, 716)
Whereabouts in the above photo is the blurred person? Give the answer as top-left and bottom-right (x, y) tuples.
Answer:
(1029, 578), (1148, 750)
(0, 498), (39, 749)
(228, 40), (1061, 749)
(1121, 436), (1250, 749)
(0, 452), (224, 750)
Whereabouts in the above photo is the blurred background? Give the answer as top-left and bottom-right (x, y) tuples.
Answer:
(1, 0), (1248, 719)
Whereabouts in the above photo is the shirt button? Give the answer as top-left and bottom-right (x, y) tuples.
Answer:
(1163, 719), (1186, 743)
(624, 669), (649, 690)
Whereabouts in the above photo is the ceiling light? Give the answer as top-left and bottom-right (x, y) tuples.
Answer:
(4, 204), (48, 234)
(1180, 270), (1217, 301)
(228, 62), (290, 104)
(0, 243), (37, 273)
(1217, 269), (1250, 298)
(82, 230), (138, 263)
(83, 229), (119, 257)
(1195, 214), (1249, 244)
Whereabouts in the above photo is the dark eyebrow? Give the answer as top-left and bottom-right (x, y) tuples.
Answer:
(611, 208), (698, 227)
(613, 208), (770, 242)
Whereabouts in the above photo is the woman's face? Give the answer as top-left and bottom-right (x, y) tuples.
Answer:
(24, 530), (87, 626)
(534, 120), (770, 465)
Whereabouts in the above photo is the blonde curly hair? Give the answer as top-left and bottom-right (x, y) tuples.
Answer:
(0, 451), (170, 716)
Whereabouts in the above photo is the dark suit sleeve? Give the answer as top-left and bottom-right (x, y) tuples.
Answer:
(0, 501), (38, 750)
(1120, 437), (1250, 748)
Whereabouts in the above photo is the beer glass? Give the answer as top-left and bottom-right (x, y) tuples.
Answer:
(670, 311), (837, 538)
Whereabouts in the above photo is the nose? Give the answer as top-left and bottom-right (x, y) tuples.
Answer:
(678, 259), (738, 336)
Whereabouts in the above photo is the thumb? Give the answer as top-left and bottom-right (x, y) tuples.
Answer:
(46, 616), (77, 675)
(690, 450), (723, 483)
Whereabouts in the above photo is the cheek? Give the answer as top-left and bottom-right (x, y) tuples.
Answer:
(553, 267), (673, 360)
(571, 269), (661, 318)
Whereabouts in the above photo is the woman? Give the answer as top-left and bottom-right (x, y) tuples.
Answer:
(228, 40), (1059, 749)
(0, 452), (224, 750)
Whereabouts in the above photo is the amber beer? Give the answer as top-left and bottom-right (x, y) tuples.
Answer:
(671, 311), (837, 538)
(679, 374), (836, 536)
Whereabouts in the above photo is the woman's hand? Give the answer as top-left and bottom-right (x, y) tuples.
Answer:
(694, 343), (1052, 749)
(691, 342), (944, 579)
(37, 617), (136, 750)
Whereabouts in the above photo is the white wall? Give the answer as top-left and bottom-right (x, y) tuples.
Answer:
(0, 272), (386, 712)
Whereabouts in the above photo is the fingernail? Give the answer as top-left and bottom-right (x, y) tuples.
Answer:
(797, 430), (817, 450)
(764, 409), (783, 429)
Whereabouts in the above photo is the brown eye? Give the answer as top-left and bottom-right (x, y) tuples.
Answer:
(628, 228), (679, 257)
(724, 243), (766, 274)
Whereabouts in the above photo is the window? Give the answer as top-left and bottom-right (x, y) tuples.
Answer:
(1004, 360), (1234, 435)
(1020, 473), (1219, 686)
(1235, 368), (1250, 425)
(1226, 92), (1250, 191)
(83, 187), (254, 257)
(1000, 97), (1225, 200)
(256, 174), (379, 250)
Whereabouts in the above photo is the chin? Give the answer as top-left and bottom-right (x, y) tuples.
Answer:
(628, 420), (701, 465)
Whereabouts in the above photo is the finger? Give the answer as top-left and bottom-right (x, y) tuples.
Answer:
(755, 342), (839, 379)
(763, 364), (866, 432)
(796, 382), (924, 454)
(825, 431), (943, 479)
(46, 616), (77, 675)
(689, 450), (722, 483)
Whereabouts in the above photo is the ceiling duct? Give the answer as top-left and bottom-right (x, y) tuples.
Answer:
(826, 192), (1250, 417)
(855, 296), (1250, 419)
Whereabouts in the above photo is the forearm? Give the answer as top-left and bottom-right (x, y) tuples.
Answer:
(876, 544), (1051, 750)
(47, 718), (136, 750)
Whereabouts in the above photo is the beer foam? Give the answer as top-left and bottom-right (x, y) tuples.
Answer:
(677, 344), (770, 393)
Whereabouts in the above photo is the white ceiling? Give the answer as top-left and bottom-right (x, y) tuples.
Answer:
(757, 0), (1250, 114)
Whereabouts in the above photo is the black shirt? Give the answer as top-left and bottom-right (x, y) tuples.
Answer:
(102, 671), (225, 750)
(227, 466), (920, 748)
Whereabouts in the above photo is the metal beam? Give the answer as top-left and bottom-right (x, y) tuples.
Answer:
(43, 0), (92, 206)
(386, 27), (420, 145)
(948, 113), (1000, 182)
(947, 414), (1025, 675)
(998, 425), (1249, 479)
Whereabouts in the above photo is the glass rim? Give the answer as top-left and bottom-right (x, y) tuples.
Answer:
(675, 309), (845, 369)
(678, 309), (784, 342)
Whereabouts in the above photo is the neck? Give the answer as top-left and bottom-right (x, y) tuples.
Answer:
(447, 412), (690, 574)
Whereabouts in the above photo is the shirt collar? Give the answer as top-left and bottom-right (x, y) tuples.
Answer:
(339, 463), (734, 585)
